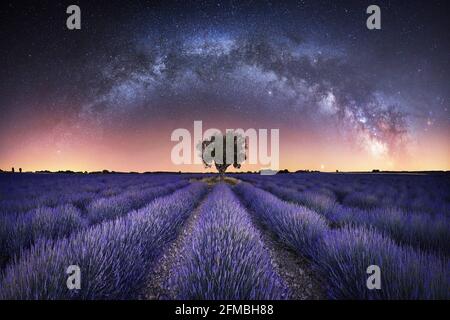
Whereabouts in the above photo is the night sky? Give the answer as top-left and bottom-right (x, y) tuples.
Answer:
(0, 0), (449, 172)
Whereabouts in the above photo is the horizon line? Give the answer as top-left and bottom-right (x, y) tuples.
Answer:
(1, 169), (449, 175)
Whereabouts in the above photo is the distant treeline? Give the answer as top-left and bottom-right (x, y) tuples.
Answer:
(0, 169), (448, 175)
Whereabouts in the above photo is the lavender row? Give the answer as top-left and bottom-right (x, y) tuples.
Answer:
(86, 180), (189, 224)
(235, 182), (449, 299)
(235, 183), (328, 260)
(261, 182), (450, 255)
(236, 173), (450, 216)
(0, 174), (186, 215)
(170, 183), (287, 299)
(1, 173), (176, 200)
(0, 182), (207, 299)
(0, 180), (188, 269)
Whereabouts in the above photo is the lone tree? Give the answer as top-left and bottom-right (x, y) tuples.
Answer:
(197, 131), (247, 177)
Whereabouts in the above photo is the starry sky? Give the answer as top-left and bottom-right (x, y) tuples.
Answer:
(0, 0), (449, 172)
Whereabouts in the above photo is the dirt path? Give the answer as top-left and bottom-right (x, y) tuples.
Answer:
(235, 192), (325, 300)
(143, 191), (210, 300)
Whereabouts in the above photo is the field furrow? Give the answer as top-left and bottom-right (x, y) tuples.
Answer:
(144, 187), (211, 299)
(259, 181), (450, 255)
(0, 182), (207, 299)
(233, 186), (324, 299)
(0, 180), (188, 269)
(168, 183), (287, 300)
(235, 181), (449, 299)
(0, 174), (186, 215)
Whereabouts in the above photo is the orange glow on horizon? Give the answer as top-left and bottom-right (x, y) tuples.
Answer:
(1, 118), (448, 173)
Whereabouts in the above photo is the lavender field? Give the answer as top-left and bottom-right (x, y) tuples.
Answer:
(0, 172), (449, 300)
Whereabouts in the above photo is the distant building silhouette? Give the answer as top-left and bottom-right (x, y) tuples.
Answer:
(12, 167), (15, 173)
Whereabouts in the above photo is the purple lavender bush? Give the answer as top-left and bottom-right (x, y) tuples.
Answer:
(262, 182), (450, 255)
(317, 227), (449, 299)
(0, 205), (84, 267)
(332, 206), (450, 255)
(235, 182), (328, 259)
(86, 180), (188, 224)
(236, 182), (449, 299)
(171, 183), (287, 300)
(0, 173), (188, 215)
(0, 182), (207, 299)
(342, 192), (379, 209)
(0, 180), (189, 269)
(263, 183), (337, 218)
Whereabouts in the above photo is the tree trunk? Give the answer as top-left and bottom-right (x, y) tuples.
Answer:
(215, 163), (229, 181)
